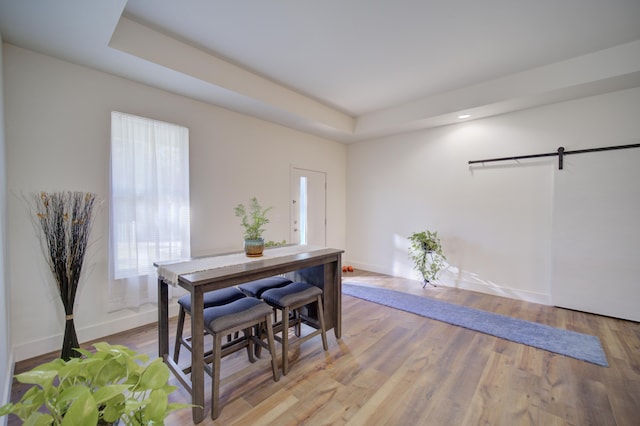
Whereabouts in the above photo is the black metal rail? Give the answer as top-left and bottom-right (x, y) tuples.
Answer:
(468, 143), (640, 170)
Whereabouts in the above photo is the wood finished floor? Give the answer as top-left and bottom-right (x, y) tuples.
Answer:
(7, 270), (640, 425)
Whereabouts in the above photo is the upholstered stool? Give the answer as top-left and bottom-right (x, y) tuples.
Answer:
(261, 282), (328, 375)
(173, 287), (246, 363)
(237, 276), (293, 298)
(202, 297), (280, 420)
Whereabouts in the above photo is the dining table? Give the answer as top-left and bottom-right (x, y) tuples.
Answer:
(155, 245), (343, 423)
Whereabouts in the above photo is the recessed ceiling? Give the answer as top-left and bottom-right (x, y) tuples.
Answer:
(1, 0), (640, 142)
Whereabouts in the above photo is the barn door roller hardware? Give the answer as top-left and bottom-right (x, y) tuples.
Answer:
(468, 143), (640, 170)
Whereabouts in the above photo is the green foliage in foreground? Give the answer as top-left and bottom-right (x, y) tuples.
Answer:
(0, 342), (192, 425)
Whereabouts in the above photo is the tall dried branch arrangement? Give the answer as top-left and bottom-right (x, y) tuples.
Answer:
(30, 191), (99, 360)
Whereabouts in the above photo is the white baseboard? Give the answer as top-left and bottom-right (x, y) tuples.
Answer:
(348, 260), (551, 305)
(348, 260), (390, 276)
(436, 276), (551, 305)
(13, 304), (180, 362)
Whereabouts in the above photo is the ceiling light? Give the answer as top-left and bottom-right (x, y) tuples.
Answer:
(458, 114), (471, 119)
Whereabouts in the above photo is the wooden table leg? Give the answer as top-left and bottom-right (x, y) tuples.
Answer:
(190, 288), (205, 422)
(331, 257), (342, 339)
(157, 278), (169, 359)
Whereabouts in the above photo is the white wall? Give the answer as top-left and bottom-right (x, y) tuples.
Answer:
(347, 86), (640, 305)
(0, 34), (14, 418)
(4, 44), (346, 361)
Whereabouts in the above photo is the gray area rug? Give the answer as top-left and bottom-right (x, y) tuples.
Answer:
(342, 282), (608, 367)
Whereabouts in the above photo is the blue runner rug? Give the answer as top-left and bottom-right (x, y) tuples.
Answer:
(342, 282), (608, 367)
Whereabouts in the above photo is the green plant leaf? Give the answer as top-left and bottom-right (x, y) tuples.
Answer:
(23, 411), (54, 426)
(167, 402), (196, 413)
(136, 359), (169, 391)
(101, 394), (125, 424)
(57, 385), (88, 401)
(0, 403), (14, 416)
(60, 387), (98, 426)
(160, 385), (178, 394)
(32, 358), (65, 372)
(7, 386), (46, 420)
(15, 370), (57, 388)
(102, 407), (120, 424)
(123, 399), (144, 416)
(93, 359), (127, 387)
(143, 389), (168, 422)
(72, 348), (93, 358)
(93, 341), (129, 355)
(94, 342), (143, 363)
(93, 384), (131, 405)
(58, 358), (94, 385)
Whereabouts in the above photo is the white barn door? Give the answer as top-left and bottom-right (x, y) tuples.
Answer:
(551, 148), (640, 321)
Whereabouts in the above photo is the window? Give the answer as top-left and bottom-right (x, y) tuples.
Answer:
(109, 112), (190, 310)
(298, 176), (308, 245)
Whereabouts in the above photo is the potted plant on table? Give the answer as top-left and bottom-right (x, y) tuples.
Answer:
(408, 230), (447, 287)
(234, 197), (272, 257)
(0, 342), (191, 425)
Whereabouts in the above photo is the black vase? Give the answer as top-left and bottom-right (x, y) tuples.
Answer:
(61, 312), (80, 361)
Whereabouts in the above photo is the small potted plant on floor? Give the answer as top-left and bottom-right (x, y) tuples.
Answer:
(0, 342), (191, 425)
(408, 230), (446, 287)
(234, 197), (272, 257)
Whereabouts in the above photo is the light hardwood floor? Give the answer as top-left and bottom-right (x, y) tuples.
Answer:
(8, 270), (640, 425)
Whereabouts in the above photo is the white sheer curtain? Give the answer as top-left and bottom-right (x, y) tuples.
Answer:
(109, 112), (190, 311)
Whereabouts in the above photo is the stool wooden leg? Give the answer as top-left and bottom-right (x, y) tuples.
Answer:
(254, 323), (263, 358)
(245, 328), (255, 363)
(211, 333), (223, 420)
(294, 310), (302, 337)
(264, 315), (280, 382)
(226, 332), (238, 343)
(316, 295), (328, 350)
(282, 306), (290, 376)
(173, 307), (186, 363)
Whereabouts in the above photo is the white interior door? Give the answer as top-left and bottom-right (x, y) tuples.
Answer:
(551, 149), (640, 321)
(290, 167), (326, 247)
